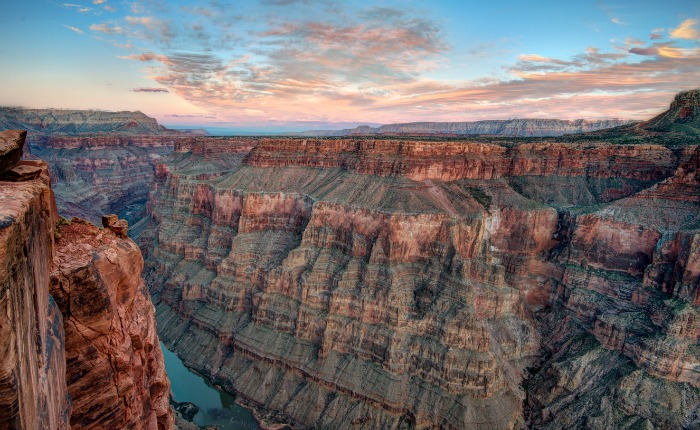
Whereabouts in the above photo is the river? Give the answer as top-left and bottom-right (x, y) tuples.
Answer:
(160, 342), (260, 430)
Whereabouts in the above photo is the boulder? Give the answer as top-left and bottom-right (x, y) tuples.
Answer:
(101, 214), (118, 228)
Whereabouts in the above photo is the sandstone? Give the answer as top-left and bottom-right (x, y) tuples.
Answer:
(0, 129), (174, 430)
(0, 152), (70, 430)
(51, 220), (173, 430)
(102, 213), (118, 228)
(109, 218), (129, 238)
(0, 129), (25, 175)
(0, 162), (43, 182)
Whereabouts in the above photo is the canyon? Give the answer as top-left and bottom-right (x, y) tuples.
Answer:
(140, 90), (699, 429)
(0, 90), (698, 429)
(0, 130), (173, 429)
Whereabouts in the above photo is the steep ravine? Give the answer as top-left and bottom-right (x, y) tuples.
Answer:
(142, 130), (699, 429)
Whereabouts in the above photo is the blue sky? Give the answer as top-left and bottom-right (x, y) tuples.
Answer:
(1, 0), (699, 131)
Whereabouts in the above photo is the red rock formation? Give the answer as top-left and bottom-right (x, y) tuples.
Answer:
(50, 220), (173, 430)
(245, 138), (677, 182)
(0, 154), (70, 430)
(0, 130), (26, 174)
(143, 112), (699, 429)
(0, 130), (173, 430)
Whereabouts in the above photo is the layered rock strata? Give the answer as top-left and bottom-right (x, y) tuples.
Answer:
(0, 130), (173, 429)
(291, 118), (634, 138)
(143, 118), (699, 429)
(50, 219), (173, 430)
(0, 147), (70, 429)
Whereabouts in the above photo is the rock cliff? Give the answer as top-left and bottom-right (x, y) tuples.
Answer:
(0, 108), (193, 229)
(142, 91), (699, 429)
(50, 219), (173, 430)
(291, 118), (634, 138)
(0, 130), (173, 429)
(0, 108), (169, 136)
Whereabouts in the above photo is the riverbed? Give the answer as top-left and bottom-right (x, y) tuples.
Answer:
(160, 342), (260, 430)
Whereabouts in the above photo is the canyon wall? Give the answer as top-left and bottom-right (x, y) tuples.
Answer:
(0, 108), (209, 230)
(143, 128), (699, 429)
(0, 131), (70, 429)
(0, 130), (173, 429)
(291, 118), (634, 137)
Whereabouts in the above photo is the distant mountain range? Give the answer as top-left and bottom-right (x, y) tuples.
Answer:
(288, 118), (636, 137)
(0, 107), (208, 136)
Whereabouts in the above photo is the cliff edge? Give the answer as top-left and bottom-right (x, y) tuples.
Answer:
(0, 130), (173, 429)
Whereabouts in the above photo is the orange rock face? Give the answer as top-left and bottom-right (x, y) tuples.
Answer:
(0, 130), (173, 430)
(50, 221), (173, 430)
(245, 138), (676, 182)
(0, 155), (70, 430)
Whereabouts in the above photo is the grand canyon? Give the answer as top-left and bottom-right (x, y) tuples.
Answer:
(2, 2), (700, 428)
(1, 87), (698, 429)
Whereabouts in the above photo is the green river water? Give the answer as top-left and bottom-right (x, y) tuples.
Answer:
(160, 342), (260, 430)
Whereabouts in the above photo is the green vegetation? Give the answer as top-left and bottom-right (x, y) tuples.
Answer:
(466, 186), (492, 210)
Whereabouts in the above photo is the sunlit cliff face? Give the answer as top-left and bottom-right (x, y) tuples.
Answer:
(1, 1), (700, 130)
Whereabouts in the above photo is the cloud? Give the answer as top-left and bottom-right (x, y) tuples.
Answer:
(125, 16), (154, 27)
(624, 37), (644, 46)
(92, 0), (106, 3)
(132, 87), (169, 93)
(611, 17), (624, 25)
(59, 3), (95, 14)
(118, 52), (167, 62)
(63, 24), (83, 34)
(98, 1), (700, 124)
(89, 22), (123, 34)
(650, 32), (663, 40)
(629, 47), (657, 56)
(164, 113), (217, 118)
(670, 18), (700, 40)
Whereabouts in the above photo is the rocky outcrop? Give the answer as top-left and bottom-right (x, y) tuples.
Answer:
(0, 130), (173, 429)
(291, 118), (634, 138)
(143, 91), (699, 429)
(641, 88), (700, 134)
(0, 130), (26, 175)
(50, 219), (173, 430)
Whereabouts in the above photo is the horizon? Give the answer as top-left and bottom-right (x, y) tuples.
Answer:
(1, 1), (699, 132)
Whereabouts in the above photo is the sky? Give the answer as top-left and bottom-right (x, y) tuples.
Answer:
(1, 0), (699, 132)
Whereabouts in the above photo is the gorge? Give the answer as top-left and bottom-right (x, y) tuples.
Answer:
(0, 89), (698, 429)
(141, 90), (699, 429)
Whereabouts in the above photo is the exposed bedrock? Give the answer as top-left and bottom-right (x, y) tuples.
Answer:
(26, 136), (254, 235)
(50, 220), (173, 430)
(290, 118), (634, 138)
(0, 130), (173, 430)
(143, 135), (700, 429)
(0, 154), (70, 429)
